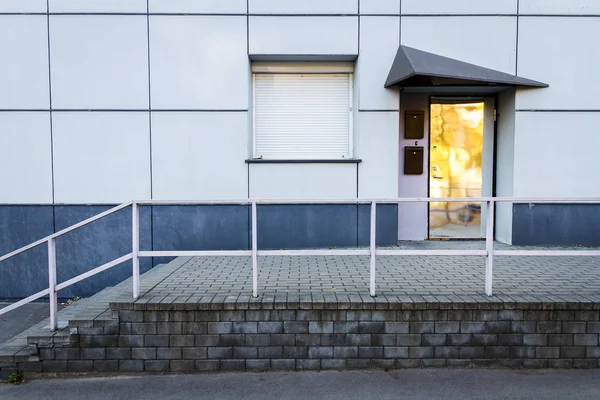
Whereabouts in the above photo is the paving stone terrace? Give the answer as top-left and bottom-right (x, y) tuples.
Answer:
(146, 241), (600, 299)
(1, 241), (600, 375)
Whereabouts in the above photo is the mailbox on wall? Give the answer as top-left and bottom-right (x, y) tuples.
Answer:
(404, 146), (424, 175)
(405, 110), (425, 139)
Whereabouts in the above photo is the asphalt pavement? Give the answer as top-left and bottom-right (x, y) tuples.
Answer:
(1, 369), (599, 400)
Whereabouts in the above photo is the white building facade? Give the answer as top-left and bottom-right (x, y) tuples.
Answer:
(1, 0), (599, 298)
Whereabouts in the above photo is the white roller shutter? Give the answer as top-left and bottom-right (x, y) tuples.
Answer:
(253, 73), (353, 159)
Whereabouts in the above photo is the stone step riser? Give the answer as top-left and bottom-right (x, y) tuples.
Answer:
(1, 304), (599, 374)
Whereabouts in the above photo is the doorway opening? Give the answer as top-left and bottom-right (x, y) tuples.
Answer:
(428, 98), (495, 239)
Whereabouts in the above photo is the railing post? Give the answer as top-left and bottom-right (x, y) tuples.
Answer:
(251, 201), (258, 298)
(485, 199), (495, 296)
(370, 201), (377, 297)
(132, 202), (140, 299)
(47, 238), (57, 331)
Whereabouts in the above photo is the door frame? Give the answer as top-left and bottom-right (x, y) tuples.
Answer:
(426, 95), (497, 240)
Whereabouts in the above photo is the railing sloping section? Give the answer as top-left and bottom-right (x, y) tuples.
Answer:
(1, 197), (599, 331)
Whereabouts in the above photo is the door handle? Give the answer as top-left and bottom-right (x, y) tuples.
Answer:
(432, 174), (444, 180)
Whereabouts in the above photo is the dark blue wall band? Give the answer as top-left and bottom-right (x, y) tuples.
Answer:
(512, 203), (600, 246)
(0, 204), (399, 299)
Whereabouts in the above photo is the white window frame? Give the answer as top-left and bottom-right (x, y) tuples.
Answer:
(251, 62), (354, 160)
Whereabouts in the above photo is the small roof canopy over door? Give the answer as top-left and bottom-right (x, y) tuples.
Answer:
(385, 46), (548, 93)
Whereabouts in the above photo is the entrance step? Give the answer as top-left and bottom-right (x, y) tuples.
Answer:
(0, 262), (173, 371)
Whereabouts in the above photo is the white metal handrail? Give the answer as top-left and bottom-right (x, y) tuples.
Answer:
(0, 201), (133, 330)
(1, 197), (599, 332)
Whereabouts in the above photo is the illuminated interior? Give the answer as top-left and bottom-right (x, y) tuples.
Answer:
(429, 102), (484, 238)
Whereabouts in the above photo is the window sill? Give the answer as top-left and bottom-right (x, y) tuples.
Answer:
(245, 159), (362, 164)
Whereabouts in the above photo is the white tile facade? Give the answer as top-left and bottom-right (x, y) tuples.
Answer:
(151, 112), (248, 200)
(249, 164), (357, 199)
(49, 0), (146, 13)
(360, 0), (400, 15)
(513, 112), (600, 197)
(402, 0), (517, 15)
(49, 15), (149, 109)
(357, 16), (400, 110)
(357, 112), (399, 198)
(249, 16), (359, 55)
(148, 0), (247, 14)
(0, 16), (49, 109)
(0, 113), (52, 204)
(0, 0), (46, 12)
(516, 17), (600, 110)
(249, 0), (358, 14)
(519, 0), (600, 15)
(149, 16), (248, 110)
(401, 16), (518, 74)
(0, 0), (596, 233)
(52, 112), (151, 203)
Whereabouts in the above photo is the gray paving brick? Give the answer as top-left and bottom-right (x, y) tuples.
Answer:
(574, 334), (598, 346)
(309, 321), (334, 334)
(246, 359), (270, 371)
(195, 360), (220, 371)
(94, 360), (119, 372)
(410, 322), (434, 334)
(132, 348), (156, 360)
(170, 360), (195, 372)
(258, 322), (283, 334)
(119, 360), (144, 372)
(68, 360), (94, 372)
(258, 346), (283, 359)
(296, 359), (320, 371)
(170, 335), (195, 347)
(246, 334), (271, 347)
(396, 334), (421, 346)
(221, 360), (246, 371)
(271, 359), (296, 371)
(208, 322), (232, 334)
(207, 347), (232, 359)
(144, 360), (169, 372)
(563, 322), (587, 334)
(81, 348), (106, 360)
(384, 347), (408, 359)
(106, 348), (130, 360)
(195, 335), (220, 347)
(157, 347), (182, 359)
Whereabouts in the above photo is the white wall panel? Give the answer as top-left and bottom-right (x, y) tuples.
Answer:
(513, 112), (600, 197)
(249, 0), (357, 14)
(249, 16), (358, 55)
(249, 164), (357, 199)
(50, 16), (148, 109)
(516, 17), (600, 110)
(403, 0), (517, 14)
(401, 17), (517, 74)
(149, 0), (246, 14)
(360, 0), (400, 15)
(358, 16), (399, 110)
(0, 112), (52, 204)
(150, 16), (248, 110)
(49, 0), (146, 13)
(0, 16), (49, 109)
(358, 112), (399, 198)
(53, 112), (150, 203)
(0, 0), (46, 12)
(495, 90), (516, 244)
(151, 112), (248, 200)
(520, 0), (600, 15)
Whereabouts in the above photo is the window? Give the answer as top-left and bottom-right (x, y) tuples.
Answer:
(252, 63), (354, 160)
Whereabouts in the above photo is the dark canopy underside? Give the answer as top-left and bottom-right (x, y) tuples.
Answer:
(385, 46), (548, 90)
